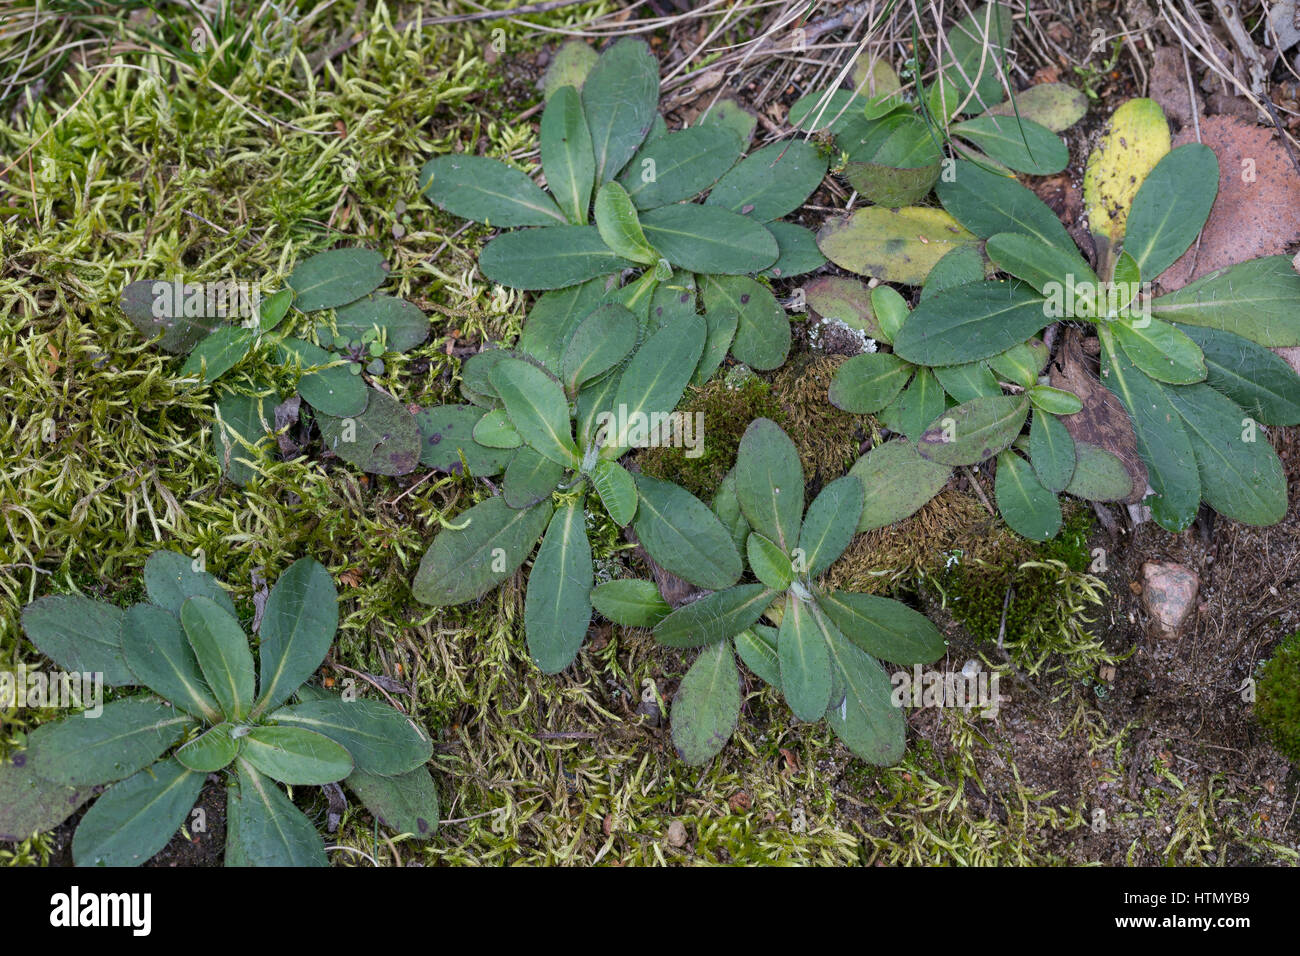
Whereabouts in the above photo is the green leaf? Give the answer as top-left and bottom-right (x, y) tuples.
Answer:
(0, 754), (94, 841)
(180, 325), (254, 383)
(816, 206), (979, 285)
(1065, 440), (1134, 501)
(20, 595), (133, 687)
(1099, 326), (1200, 531)
(921, 245), (988, 302)
(561, 303), (637, 394)
(592, 459), (637, 526)
(286, 248), (387, 312)
(760, 222), (827, 279)
(849, 439), (952, 531)
(647, 270), (697, 334)
(877, 366), (945, 443)
(893, 280), (1049, 366)
(1029, 409), (1076, 493)
(253, 557), (337, 716)
(175, 723), (239, 773)
(692, 304), (737, 386)
(670, 641), (741, 765)
(412, 496), (551, 606)
(779, 594), (833, 722)
(1150, 257), (1300, 347)
(713, 468), (750, 556)
(27, 697), (195, 786)
(144, 549), (239, 619)
(734, 627), (780, 687)
(995, 450), (1062, 540)
(822, 622), (905, 765)
(936, 160), (1075, 252)
(1113, 317), (1206, 384)
(789, 87), (866, 132)
(279, 338), (368, 417)
(872, 285), (909, 343)
(503, 447), (566, 508)
(225, 761), (326, 867)
(817, 589), (946, 665)
(828, 352), (912, 413)
(916, 394), (1030, 466)
(984, 82), (1088, 132)
(843, 114), (943, 207)
(699, 96), (757, 147)
(654, 584), (775, 648)
(1027, 384), (1084, 415)
(346, 767), (439, 839)
(121, 604), (220, 722)
(333, 294), (430, 353)
(480, 226), (634, 291)
(490, 358), (578, 467)
(543, 39), (598, 100)
(72, 759), (204, 867)
(1164, 383), (1287, 526)
(985, 231), (1097, 296)
(940, 2), (1014, 113)
(603, 314), (705, 456)
(180, 596), (255, 721)
(699, 275), (788, 371)
(952, 116), (1068, 175)
(734, 418), (804, 552)
(518, 278), (609, 371)
(747, 532), (794, 590)
(1174, 324), (1300, 425)
(1123, 143), (1218, 280)
(989, 339), (1048, 388)
(639, 205), (779, 274)
(933, 361), (1001, 403)
(213, 387), (270, 486)
(242, 725), (353, 785)
(317, 389), (422, 476)
(416, 404), (513, 476)
(582, 37), (659, 183)
(258, 287), (294, 332)
(618, 125), (745, 209)
(591, 579), (670, 628)
(633, 475), (743, 591)
(541, 86), (596, 225)
(706, 140), (827, 221)
(797, 474), (865, 580)
(418, 155), (565, 227)
(118, 279), (223, 353)
(593, 181), (658, 264)
(271, 697), (431, 775)
(524, 502), (594, 674)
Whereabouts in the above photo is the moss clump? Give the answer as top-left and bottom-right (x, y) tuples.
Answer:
(1255, 631), (1300, 763)
(931, 508), (1119, 679)
(771, 354), (863, 480)
(638, 373), (786, 500)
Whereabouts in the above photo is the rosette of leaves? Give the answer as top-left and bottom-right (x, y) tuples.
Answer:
(419, 37), (828, 378)
(591, 419), (946, 765)
(4, 551), (437, 865)
(119, 247), (431, 482)
(878, 97), (1299, 533)
(412, 308), (747, 675)
(816, 268), (1124, 541)
(790, 3), (1083, 207)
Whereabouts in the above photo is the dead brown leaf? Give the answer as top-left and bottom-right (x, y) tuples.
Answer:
(1049, 328), (1148, 502)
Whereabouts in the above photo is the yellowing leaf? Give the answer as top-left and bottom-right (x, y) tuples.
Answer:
(816, 206), (978, 285)
(1083, 98), (1170, 251)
